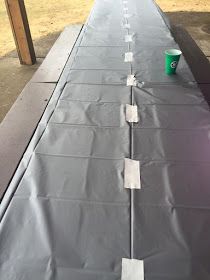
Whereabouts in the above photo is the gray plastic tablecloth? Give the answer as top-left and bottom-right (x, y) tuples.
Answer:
(1, 0), (210, 279)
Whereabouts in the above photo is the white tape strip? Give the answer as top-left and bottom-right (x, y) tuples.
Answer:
(122, 258), (144, 280)
(124, 52), (133, 62)
(123, 23), (131, 29)
(123, 7), (128, 11)
(125, 34), (133, 42)
(123, 0), (128, 3)
(126, 104), (139, 123)
(124, 159), (141, 189)
(124, 13), (131, 18)
(127, 75), (137, 86)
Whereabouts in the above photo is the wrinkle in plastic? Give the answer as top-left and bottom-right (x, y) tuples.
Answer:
(1, 0), (210, 279)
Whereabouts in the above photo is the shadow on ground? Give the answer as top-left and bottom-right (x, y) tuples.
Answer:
(0, 31), (62, 122)
(166, 12), (210, 56)
(5, 31), (61, 58)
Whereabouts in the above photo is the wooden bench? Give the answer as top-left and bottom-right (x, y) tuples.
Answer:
(0, 25), (82, 200)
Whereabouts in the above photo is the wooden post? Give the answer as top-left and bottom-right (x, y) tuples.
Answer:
(5, 0), (36, 65)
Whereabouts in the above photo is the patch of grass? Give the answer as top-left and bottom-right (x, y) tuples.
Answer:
(0, 0), (94, 57)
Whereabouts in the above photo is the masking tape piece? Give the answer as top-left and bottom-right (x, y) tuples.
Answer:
(123, 23), (131, 29)
(127, 75), (137, 86)
(123, 7), (128, 11)
(124, 13), (131, 18)
(122, 258), (144, 280)
(124, 159), (141, 189)
(125, 104), (138, 123)
(125, 34), (133, 42)
(124, 52), (133, 62)
(123, 0), (128, 3)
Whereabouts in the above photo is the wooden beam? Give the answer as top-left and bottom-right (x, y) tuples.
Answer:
(5, 0), (36, 65)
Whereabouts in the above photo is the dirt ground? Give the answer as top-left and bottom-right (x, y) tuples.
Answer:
(156, 0), (210, 12)
(157, 0), (210, 57)
(0, 0), (210, 122)
(0, 0), (94, 57)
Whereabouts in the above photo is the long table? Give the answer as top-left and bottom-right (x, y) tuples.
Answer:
(1, 0), (210, 279)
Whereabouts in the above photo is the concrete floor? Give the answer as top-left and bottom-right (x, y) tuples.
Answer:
(0, 58), (43, 122)
(167, 12), (210, 58)
(0, 14), (210, 123)
(0, 31), (60, 122)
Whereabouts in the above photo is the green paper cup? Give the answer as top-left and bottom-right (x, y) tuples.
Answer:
(165, 49), (182, 75)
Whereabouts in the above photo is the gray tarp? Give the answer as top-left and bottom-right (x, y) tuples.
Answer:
(1, 0), (210, 279)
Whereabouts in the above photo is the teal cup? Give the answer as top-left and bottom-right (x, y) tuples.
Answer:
(165, 49), (182, 75)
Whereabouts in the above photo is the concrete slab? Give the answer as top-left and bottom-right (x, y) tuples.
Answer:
(31, 25), (82, 83)
(0, 57), (43, 122)
(0, 24), (82, 123)
(166, 12), (210, 56)
(6, 31), (61, 58)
